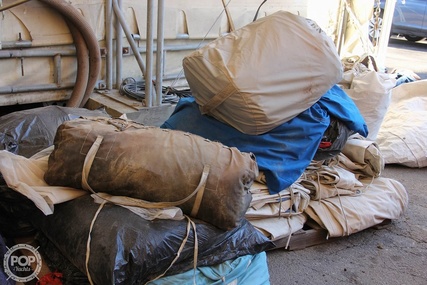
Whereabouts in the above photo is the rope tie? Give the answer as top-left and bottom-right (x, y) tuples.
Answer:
(334, 184), (350, 236)
(81, 136), (209, 284)
(145, 215), (198, 284)
(284, 216), (293, 250)
(85, 200), (107, 285)
(363, 176), (376, 192)
(81, 135), (210, 212)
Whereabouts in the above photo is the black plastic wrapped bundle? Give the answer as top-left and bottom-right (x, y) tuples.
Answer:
(30, 195), (274, 284)
(0, 105), (109, 158)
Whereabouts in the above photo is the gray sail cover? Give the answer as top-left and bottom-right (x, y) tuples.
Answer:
(183, 10), (343, 135)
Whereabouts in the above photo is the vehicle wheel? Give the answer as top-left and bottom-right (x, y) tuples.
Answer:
(368, 9), (384, 46)
(404, 35), (425, 42)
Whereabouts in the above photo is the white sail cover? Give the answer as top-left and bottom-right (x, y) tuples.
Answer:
(376, 80), (427, 167)
(183, 10), (343, 135)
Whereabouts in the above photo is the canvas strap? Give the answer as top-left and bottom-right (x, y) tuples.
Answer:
(81, 135), (210, 215)
(200, 82), (237, 114)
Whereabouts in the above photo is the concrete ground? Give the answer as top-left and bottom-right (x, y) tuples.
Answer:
(384, 36), (427, 80)
(267, 37), (427, 285)
(267, 165), (427, 285)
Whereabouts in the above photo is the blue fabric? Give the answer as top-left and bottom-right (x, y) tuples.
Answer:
(161, 85), (367, 194)
(317, 85), (368, 137)
(161, 97), (330, 193)
(149, 252), (270, 285)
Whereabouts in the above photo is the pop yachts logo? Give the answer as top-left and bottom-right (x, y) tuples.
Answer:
(3, 243), (42, 282)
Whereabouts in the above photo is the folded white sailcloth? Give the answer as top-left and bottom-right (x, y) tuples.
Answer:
(304, 177), (408, 237)
(0, 148), (86, 215)
(300, 162), (363, 200)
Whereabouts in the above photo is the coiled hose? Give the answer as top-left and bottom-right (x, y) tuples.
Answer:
(38, 0), (101, 108)
(119, 77), (192, 104)
(65, 19), (90, 107)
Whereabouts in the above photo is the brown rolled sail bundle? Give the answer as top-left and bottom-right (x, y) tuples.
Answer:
(44, 117), (258, 230)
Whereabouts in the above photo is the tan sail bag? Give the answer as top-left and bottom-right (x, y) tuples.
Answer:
(183, 10), (343, 135)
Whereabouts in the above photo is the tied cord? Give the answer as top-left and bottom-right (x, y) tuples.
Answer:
(334, 184), (350, 236)
(85, 200), (107, 285)
(145, 215), (198, 285)
(81, 135), (210, 214)
(275, 186), (296, 249)
(86, 206), (200, 285)
(82, 135), (209, 284)
(315, 168), (350, 237)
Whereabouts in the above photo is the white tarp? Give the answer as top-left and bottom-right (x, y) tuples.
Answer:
(0, 147), (86, 215)
(304, 176), (408, 237)
(376, 80), (427, 168)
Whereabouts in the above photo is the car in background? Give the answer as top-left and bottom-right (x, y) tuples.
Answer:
(369, 0), (427, 42)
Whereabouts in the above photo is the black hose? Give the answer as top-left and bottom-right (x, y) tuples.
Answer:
(253, 0), (268, 22)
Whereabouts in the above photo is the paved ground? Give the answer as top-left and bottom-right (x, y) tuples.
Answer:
(385, 36), (427, 80)
(267, 36), (427, 285)
(267, 165), (427, 285)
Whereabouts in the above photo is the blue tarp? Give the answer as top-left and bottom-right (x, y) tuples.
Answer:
(317, 85), (368, 136)
(149, 252), (270, 285)
(161, 85), (367, 194)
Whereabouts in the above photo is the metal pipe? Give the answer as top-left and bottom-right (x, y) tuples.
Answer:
(161, 72), (192, 81)
(375, 0), (396, 68)
(155, 0), (165, 106)
(135, 43), (207, 53)
(0, 47), (76, 58)
(335, 0), (347, 56)
(112, 0), (147, 78)
(145, 0), (155, 107)
(0, 83), (74, 94)
(343, 1), (375, 55)
(106, 0), (113, 89)
(115, 0), (123, 89)
(53, 54), (62, 85)
(175, 34), (190, 39)
(1, 40), (32, 49)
